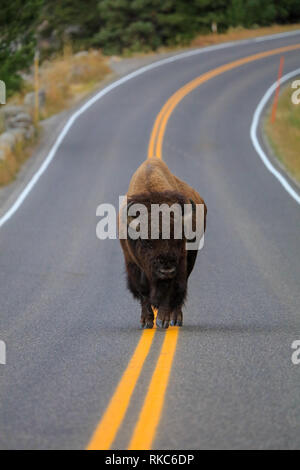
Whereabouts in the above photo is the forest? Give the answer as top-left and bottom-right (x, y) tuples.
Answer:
(1, 0), (300, 95)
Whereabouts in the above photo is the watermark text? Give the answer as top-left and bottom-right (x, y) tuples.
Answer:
(0, 80), (6, 105)
(96, 196), (205, 251)
(291, 80), (300, 105)
(0, 340), (6, 365)
(291, 340), (300, 365)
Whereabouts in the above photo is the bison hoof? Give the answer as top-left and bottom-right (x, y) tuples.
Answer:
(140, 319), (154, 329)
(170, 319), (183, 327)
(156, 318), (170, 329)
(170, 309), (183, 327)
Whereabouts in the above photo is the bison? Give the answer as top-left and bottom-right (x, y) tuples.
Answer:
(119, 157), (207, 329)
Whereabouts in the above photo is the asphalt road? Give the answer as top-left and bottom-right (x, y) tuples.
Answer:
(0, 31), (300, 450)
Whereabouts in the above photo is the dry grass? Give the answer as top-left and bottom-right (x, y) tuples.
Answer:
(0, 151), (18, 186)
(112, 24), (300, 62)
(264, 82), (300, 183)
(7, 47), (111, 118)
(38, 46), (111, 118)
(0, 48), (111, 186)
(0, 138), (33, 186)
(191, 24), (300, 48)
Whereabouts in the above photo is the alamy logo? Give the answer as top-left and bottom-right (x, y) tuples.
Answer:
(96, 196), (205, 251)
(291, 340), (300, 365)
(0, 340), (6, 365)
(0, 80), (6, 105)
(291, 80), (300, 105)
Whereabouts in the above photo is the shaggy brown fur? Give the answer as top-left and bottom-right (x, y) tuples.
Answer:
(119, 157), (207, 329)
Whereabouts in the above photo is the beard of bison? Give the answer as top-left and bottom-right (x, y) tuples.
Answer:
(124, 239), (188, 329)
(120, 192), (196, 329)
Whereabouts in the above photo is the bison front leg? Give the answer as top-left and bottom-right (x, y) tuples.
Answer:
(140, 297), (154, 329)
(156, 307), (171, 329)
(170, 307), (183, 327)
(157, 307), (183, 329)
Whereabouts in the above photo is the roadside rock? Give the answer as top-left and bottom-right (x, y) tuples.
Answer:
(74, 50), (89, 58)
(10, 112), (32, 127)
(0, 112), (35, 163)
(2, 105), (24, 118)
(24, 89), (46, 110)
(0, 129), (26, 154)
(0, 131), (17, 151)
(0, 106), (35, 140)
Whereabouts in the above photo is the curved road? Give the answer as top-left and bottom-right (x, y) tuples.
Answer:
(0, 31), (300, 450)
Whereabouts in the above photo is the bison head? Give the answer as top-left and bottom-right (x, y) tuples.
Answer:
(123, 191), (195, 282)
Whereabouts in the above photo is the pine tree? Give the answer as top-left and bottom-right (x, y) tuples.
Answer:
(40, 0), (101, 51)
(0, 0), (43, 96)
(93, 0), (195, 55)
(227, 0), (277, 28)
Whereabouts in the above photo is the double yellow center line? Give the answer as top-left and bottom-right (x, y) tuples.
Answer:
(87, 43), (300, 451)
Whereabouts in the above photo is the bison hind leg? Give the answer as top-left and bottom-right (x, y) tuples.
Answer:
(140, 298), (154, 329)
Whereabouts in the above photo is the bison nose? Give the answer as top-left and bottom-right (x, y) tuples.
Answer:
(158, 266), (176, 278)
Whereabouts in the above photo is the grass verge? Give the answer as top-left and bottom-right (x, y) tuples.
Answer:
(0, 137), (36, 186)
(0, 48), (111, 186)
(9, 47), (111, 119)
(264, 82), (300, 184)
(191, 24), (300, 48)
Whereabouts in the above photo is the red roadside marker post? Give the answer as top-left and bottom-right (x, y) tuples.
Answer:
(271, 56), (285, 124)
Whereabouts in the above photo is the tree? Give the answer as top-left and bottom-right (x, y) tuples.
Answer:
(0, 0), (43, 96)
(1, 0), (300, 96)
(39, 0), (102, 52)
(192, 0), (229, 33)
(275, 0), (300, 23)
(228, 0), (277, 28)
(93, 0), (198, 55)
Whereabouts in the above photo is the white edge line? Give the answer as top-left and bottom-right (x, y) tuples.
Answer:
(1, 29), (300, 227)
(250, 68), (300, 205)
(253, 29), (300, 42)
